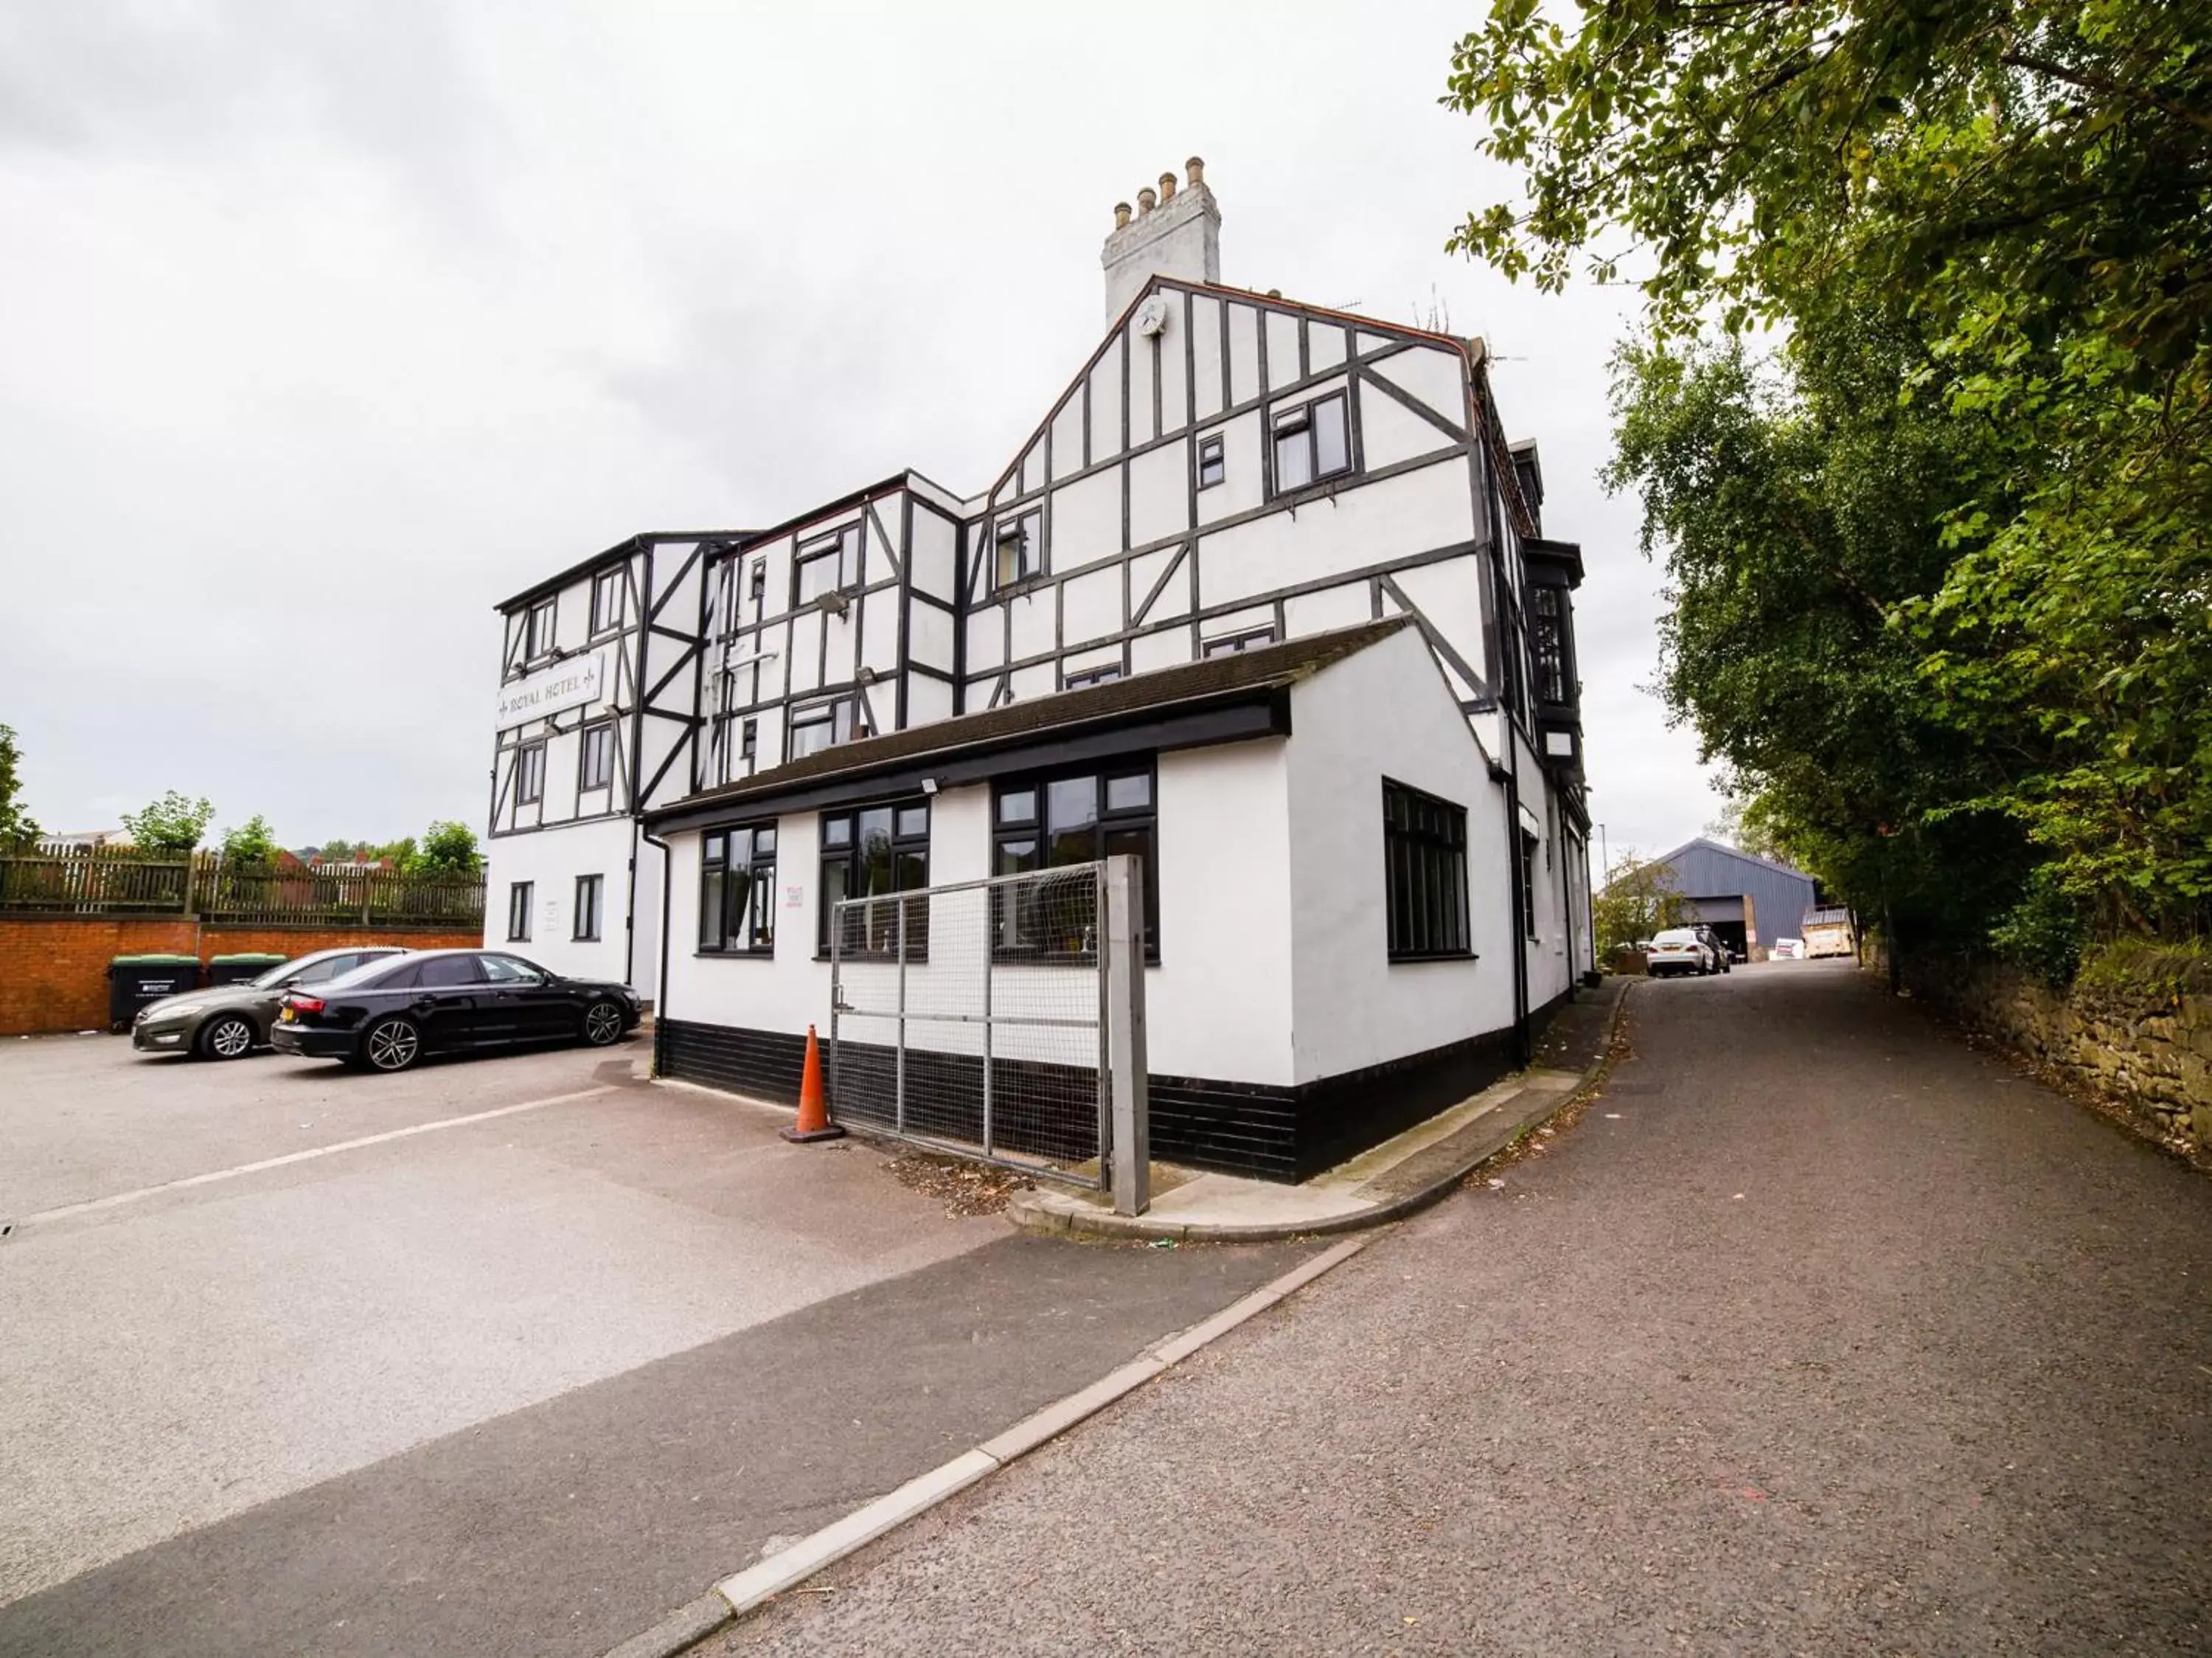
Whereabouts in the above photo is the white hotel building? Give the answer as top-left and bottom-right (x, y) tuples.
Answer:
(485, 159), (1594, 1182)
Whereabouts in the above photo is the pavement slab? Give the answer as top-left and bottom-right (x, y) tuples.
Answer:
(705, 960), (2212, 1657)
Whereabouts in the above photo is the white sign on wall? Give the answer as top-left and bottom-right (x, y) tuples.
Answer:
(783, 883), (805, 911)
(497, 652), (607, 727)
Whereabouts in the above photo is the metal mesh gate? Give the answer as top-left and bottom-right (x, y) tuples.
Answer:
(828, 862), (1110, 1187)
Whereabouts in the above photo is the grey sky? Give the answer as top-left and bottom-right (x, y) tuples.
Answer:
(0, 0), (1720, 861)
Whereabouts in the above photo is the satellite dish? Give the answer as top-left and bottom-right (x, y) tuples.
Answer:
(1135, 294), (1171, 336)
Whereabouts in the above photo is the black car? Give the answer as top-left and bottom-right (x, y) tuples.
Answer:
(269, 948), (641, 1072)
(132, 946), (413, 1059)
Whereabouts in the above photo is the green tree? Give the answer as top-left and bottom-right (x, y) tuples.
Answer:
(1446, 0), (2212, 949)
(413, 820), (481, 878)
(219, 814), (280, 868)
(1593, 850), (1687, 955)
(122, 791), (215, 853)
(0, 723), (38, 847)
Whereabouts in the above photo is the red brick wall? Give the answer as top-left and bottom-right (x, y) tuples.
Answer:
(0, 918), (483, 1036)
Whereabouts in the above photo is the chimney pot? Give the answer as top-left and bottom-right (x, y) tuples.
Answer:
(1137, 187), (1157, 215)
(1113, 201), (1132, 229)
(1186, 155), (1205, 187)
(1158, 171), (1177, 201)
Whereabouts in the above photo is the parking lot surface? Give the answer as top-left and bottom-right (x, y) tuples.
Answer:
(0, 1035), (1310, 1657)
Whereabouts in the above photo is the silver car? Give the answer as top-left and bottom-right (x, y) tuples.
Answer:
(131, 947), (411, 1059)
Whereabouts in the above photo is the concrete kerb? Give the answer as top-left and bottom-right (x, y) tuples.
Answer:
(597, 1234), (1374, 1658)
(1008, 979), (1640, 1244)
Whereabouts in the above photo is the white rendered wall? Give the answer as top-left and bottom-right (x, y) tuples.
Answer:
(657, 743), (1296, 1087)
(1284, 626), (1516, 1083)
(482, 816), (641, 989)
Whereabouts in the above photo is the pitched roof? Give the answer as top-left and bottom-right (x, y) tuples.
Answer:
(1653, 835), (1812, 881)
(646, 617), (1413, 825)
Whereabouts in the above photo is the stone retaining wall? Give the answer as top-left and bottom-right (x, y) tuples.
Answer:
(1886, 943), (2211, 1154)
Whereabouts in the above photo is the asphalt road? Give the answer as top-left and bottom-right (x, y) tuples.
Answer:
(714, 961), (2212, 1657)
(0, 1036), (1310, 1657)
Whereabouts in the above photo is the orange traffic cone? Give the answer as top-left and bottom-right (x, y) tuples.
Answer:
(782, 1024), (845, 1143)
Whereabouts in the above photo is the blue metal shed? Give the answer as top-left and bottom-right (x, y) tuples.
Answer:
(1652, 837), (1819, 960)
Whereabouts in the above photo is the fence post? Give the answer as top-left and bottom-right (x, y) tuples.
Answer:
(1104, 854), (1150, 1217)
(981, 881), (995, 1159)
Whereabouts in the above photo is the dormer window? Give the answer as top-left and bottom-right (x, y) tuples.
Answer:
(994, 509), (1043, 590)
(1270, 392), (1349, 493)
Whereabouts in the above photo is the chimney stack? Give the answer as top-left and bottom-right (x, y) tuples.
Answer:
(1101, 154), (1221, 324)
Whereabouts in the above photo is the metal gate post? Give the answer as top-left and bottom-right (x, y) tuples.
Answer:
(894, 895), (908, 1134)
(981, 885), (995, 1159)
(1104, 855), (1150, 1217)
(829, 905), (844, 1117)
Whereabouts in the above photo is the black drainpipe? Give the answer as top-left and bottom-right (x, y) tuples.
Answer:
(640, 823), (675, 1069)
(1503, 743), (1531, 1066)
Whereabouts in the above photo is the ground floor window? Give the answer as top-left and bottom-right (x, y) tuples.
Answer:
(1383, 780), (1470, 960)
(1521, 830), (1540, 939)
(573, 873), (604, 940)
(992, 763), (1158, 961)
(700, 824), (776, 954)
(507, 881), (533, 943)
(819, 800), (929, 957)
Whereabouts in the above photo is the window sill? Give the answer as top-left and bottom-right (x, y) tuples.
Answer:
(1267, 469), (1356, 508)
(1387, 950), (1477, 965)
(697, 948), (777, 960)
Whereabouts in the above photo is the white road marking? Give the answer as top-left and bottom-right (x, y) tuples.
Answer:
(9, 1086), (620, 1231)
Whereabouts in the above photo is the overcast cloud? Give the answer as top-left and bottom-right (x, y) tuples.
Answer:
(0, 0), (1721, 863)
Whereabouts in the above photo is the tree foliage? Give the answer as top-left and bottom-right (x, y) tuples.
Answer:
(122, 791), (216, 853)
(1447, 0), (2212, 956)
(218, 814), (279, 867)
(0, 724), (38, 847)
(414, 820), (482, 878)
(1593, 849), (1688, 954)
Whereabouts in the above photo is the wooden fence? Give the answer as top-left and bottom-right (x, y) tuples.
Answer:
(0, 845), (485, 926)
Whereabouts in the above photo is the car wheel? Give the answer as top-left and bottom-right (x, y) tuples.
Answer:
(198, 1015), (256, 1061)
(362, 1015), (423, 1073)
(580, 999), (626, 1047)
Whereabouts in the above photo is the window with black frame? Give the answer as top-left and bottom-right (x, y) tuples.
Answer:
(700, 824), (776, 954)
(1520, 829), (1540, 939)
(1382, 780), (1470, 960)
(525, 597), (557, 659)
(579, 722), (614, 791)
(1530, 586), (1569, 706)
(787, 696), (863, 762)
(992, 508), (1042, 589)
(574, 873), (603, 941)
(1270, 392), (1351, 493)
(589, 567), (622, 636)
(516, 742), (546, 805)
(992, 765), (1158, 961)
(818, 802), (928, 957)
(793, 525), (862, 606)
(507, 881), (533, 943)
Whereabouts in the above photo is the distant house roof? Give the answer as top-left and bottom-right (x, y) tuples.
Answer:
(646, 617), (1413, 832)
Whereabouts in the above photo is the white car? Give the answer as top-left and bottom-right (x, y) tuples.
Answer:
(1770, 937), (1805, 960)
(1646, 926), (1719, 977)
